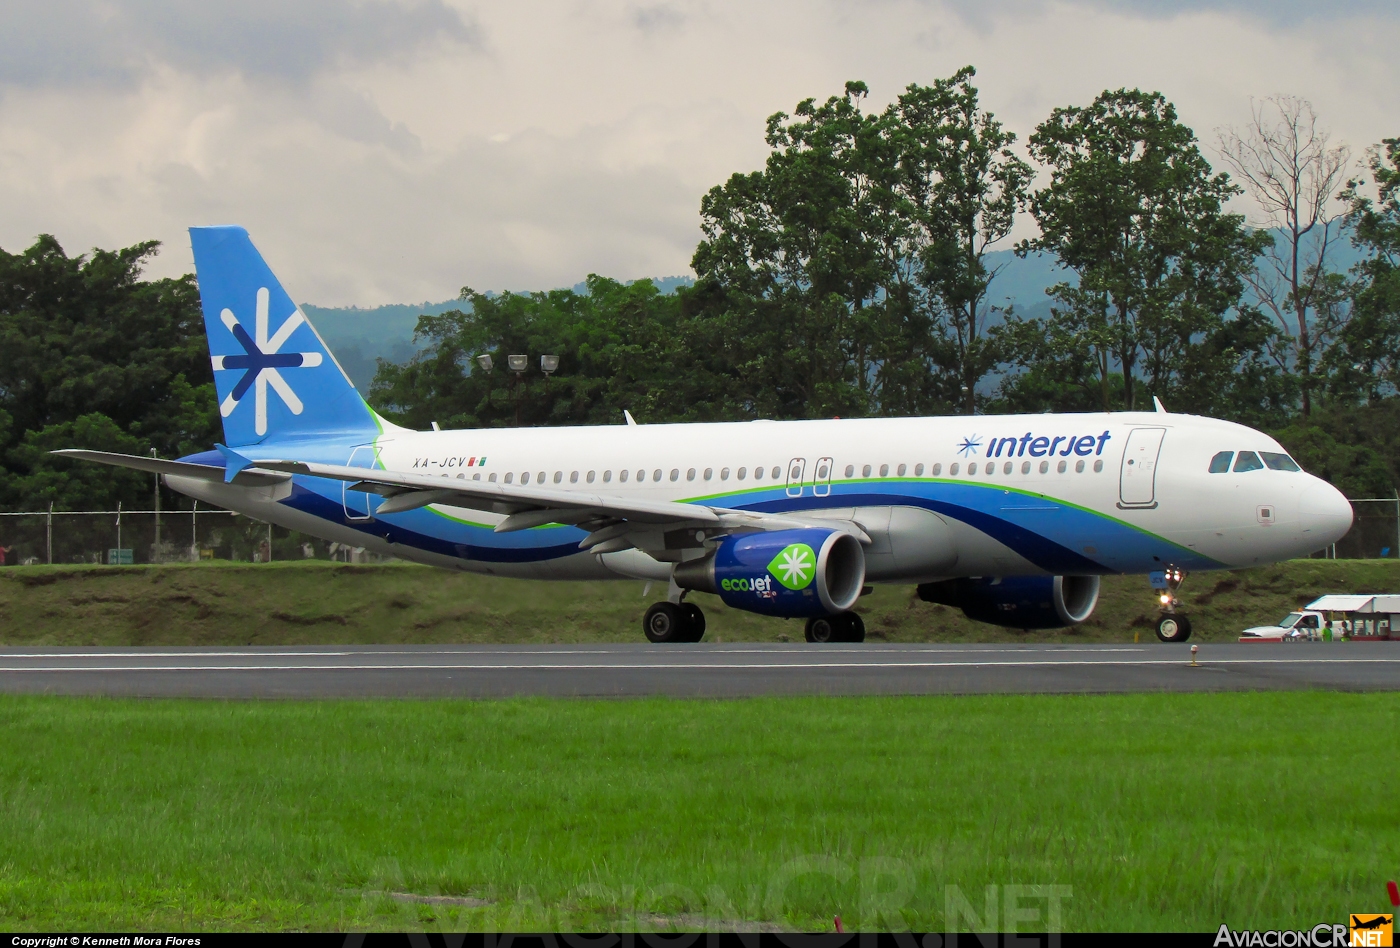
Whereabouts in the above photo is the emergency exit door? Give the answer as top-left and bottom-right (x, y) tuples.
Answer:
(1119, 427), (1166, 508)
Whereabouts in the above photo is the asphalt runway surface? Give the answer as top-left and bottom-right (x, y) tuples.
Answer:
(0, 642), (1396, 698)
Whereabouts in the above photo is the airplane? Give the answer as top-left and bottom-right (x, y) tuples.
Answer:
(57, 226), (1356, 644)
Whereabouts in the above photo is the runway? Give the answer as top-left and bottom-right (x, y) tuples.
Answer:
(0, 642), (1396, 698)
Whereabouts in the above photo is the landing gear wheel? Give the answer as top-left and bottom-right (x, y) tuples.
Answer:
(682, 603), (706, 642)
(1156, 614), (1192, 643)
(643, 602), (689, 643)
(805, 616), (840, 643)
(845, 612), (866, 643)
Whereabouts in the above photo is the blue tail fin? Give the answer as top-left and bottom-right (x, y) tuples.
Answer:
(190, 226), (378, 448)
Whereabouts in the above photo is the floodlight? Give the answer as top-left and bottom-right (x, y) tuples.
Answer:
(540, 354), (560, 375)
(476, 354), (493, 373)
(508, 354), (528, 372)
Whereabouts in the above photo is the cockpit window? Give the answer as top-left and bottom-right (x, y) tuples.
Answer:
(1208, 451), (1233, 473)
(1260, 451), (1301, 472)
(1233, 451), (1264, 472)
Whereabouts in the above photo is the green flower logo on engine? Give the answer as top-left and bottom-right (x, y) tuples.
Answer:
(767, 543), (816, 590)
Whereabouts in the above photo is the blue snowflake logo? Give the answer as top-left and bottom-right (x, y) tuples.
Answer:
(957, 435), (983, 457)
(211, 287), (323, 436)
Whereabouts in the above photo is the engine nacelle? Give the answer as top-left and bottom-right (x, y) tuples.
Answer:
(673, 528), (866, 618)
(916, 575), (1101, 629)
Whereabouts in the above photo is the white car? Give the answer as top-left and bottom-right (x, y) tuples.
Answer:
(1240, 610), (1324, 642)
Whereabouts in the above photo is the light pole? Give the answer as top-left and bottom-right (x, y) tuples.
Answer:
(508, 354), (528, 426)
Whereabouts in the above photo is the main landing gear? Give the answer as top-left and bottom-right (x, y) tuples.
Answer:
(1153, 567), (1192, 643)
(804, 613), (866, 643)
(643, 600), (707, 643)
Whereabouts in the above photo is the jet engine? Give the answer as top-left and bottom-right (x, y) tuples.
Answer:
(916, 575), (1101, 629)
(673, 528), (865, 618)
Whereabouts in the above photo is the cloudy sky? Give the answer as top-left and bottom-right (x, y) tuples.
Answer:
(1, 0), (1396, 306)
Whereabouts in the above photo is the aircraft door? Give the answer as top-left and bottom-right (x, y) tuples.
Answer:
(343, 444), (378, 521)
(1119, 427), (1166, 508)
(785, 458), (807, 498)
(812, 456), (834, 497)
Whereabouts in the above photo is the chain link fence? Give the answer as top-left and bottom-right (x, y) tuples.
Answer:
(1323, 497), (1400, 560)
(0, 496), (1395, 567)
(0, 504), (386, 566)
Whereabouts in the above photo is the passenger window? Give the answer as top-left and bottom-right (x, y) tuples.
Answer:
(570, 471), (579, 483)
(754, 467), (764, 480)
(685, 468), (695, 481)
(521, 472), (530, 484)
(703, 468), (712, 480)
(489, 473), (497, 483)
(603, 470), (612, 482)
(845, 464), (855, 478)
(968, 462), (978, 475)
(721, 467), (730, 480)
(473, 473), (481, 481)
(538, 471), (546, 483)
(738, 467), (747, 480)
(771, 467), (780, 479)
(619, 470), (629, 483)
(653, 469), (663, 481)
(1021, 461), (1031, 474)
(586, 471), (594, 483)
(1003, 461), (1013, 475)
(914, 463), (923, 476)
(1260, 451), (1301, 472)
(505, 472), (514, 484)
(1093, 459), (1103, 472)
(880, 464), (889, 477)
(1039, 461), (1048, 474)
(1057, 460), (1066, 473)
(949, 462), (960, 475)
(862, 464), (872, 477)
(930, 463), (941, 476)
(554, 472), (563, 484)
(1209, 451), (1233, 473)
(670, 469), (679, 482)
(1075, 460), (1085, 473)
(1234, 451), (1264, 472)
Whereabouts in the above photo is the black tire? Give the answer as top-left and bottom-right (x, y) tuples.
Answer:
(805, 616), (840, 643)
(644, 602), (689, 643)
(845, 612), (866, 643)
(682, 603), (706, 642)
(1156, 613), (1192, 643)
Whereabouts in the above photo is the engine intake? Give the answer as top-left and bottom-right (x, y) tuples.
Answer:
(673, 528), (865, 618)
(917, 575), (1100, 629)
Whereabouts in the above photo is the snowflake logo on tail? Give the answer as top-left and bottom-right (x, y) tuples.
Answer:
(211, 286), (323, 436)
(767, 543), (816, 590)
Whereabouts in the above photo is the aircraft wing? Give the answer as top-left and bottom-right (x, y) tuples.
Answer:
(253, 458), (869, 554)
(56, 449), (867, 557)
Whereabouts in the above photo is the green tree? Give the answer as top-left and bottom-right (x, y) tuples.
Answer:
(1328, 138), (1400, 406)
(691, 81), (894, 419)
(370, 277), (730, 428)
(1017, 89), (1269, 412)
(0, 235), (218, 510)
(885, 67), (1031, 415)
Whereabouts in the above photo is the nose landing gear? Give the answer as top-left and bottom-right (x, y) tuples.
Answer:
(1152, 568), (1192, 642)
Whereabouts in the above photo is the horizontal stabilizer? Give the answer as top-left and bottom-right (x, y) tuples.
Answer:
(52, 449), (291, 487)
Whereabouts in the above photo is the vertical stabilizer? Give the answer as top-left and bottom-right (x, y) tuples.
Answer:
(189, 226), (378, 447)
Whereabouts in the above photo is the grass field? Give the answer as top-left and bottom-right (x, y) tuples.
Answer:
(1, 558), (1399, 646)
(0, 692), (1394, 932)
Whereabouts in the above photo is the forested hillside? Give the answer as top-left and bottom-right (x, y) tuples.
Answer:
(2, 69), (1397, 511)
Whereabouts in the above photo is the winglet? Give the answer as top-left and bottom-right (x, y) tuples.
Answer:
(624, 410), (638, 426)
(1153, 396), (1166, 414)
(216, 443), (254, 483)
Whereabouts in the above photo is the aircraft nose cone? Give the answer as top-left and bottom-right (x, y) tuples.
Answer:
(1299, 482), (1353, 546)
